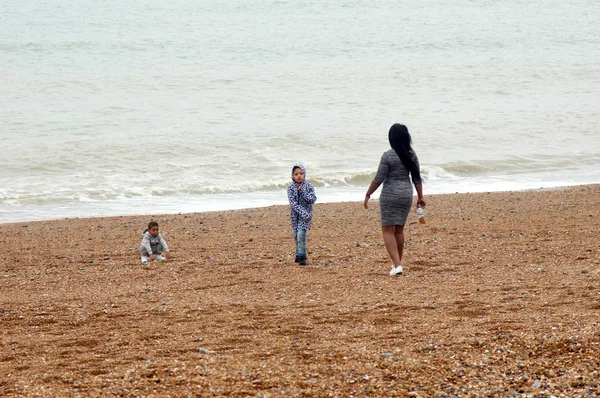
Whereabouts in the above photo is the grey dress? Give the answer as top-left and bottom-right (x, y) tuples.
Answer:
(373, 149), (422, 226)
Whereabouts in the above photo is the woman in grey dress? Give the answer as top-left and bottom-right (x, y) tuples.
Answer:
(364, 124), (426, 276)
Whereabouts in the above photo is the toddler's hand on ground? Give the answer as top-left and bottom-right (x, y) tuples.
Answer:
(149, 254), (156, 261)
(164, 252), (170, 259)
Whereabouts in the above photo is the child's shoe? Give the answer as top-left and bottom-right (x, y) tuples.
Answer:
(141, 255), (149, 264)
(156, 254), (167, 261)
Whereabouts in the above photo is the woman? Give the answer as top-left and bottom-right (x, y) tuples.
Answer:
(364, 124), (425, 276)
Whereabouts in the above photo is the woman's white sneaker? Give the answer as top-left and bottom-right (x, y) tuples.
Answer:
(389, 265), (403, 276)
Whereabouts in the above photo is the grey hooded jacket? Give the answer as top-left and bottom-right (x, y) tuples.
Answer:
(140, 231), (170, 255)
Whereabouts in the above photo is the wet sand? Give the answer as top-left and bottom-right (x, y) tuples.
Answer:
(1, 185), (599, 397)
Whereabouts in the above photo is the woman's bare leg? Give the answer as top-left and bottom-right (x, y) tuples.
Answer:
(394, 225), (405, 264)
(382, 225), (401, 266)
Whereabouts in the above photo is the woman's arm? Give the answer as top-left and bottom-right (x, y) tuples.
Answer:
(364, 181), (381, 209)
(365, 153), (388, 209)
(415, 183), (425, 208)
(411, 152), (425, 207)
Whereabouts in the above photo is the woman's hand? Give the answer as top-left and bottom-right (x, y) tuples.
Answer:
(364, 182), (380, 209)
(364, 194), (370, 209)
(417, 197), (426, 208)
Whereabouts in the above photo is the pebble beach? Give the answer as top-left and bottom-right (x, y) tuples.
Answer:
(1, 185), (599, 396)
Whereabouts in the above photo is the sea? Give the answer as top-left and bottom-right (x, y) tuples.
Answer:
(1, 0), (599, 224)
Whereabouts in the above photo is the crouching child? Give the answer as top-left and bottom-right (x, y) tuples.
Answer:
(140, 221), (170, 264)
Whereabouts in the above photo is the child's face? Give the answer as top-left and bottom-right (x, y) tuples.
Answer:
(149, 226), (159, 237)
(293, 168), (305, 183)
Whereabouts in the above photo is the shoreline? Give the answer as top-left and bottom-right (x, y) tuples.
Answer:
(1, 182), (598, 226)
(1, 184), (599, 395)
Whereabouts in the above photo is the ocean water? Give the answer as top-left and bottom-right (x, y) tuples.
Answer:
(1, 0), (599, 223)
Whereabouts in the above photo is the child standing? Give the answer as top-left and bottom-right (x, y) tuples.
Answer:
(140, 221), (170, 264)
(287, 164), (317, 266)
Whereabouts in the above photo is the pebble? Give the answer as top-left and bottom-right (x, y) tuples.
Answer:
(383, 352), (393, 358)
(198, 348), (211, 354)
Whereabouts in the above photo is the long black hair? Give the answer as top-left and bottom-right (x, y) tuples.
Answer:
(389, 123), (422, 184)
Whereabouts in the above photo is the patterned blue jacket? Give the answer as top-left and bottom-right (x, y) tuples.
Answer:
(287, 164), (317, 231)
